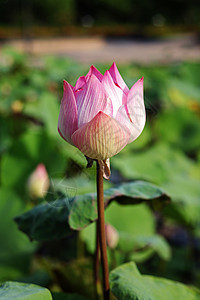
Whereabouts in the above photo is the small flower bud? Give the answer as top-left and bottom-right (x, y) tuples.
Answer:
(105, 224), (119, 249)
(27, 164), (50, 199)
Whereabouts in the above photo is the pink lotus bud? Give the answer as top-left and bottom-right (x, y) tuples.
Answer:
(105, 224), (119, 249)
(27, 164), (50, 198)
(58, 62), (145, 160)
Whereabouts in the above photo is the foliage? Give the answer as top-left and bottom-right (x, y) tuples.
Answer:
(110, 262), (200, 300)
(14, 181), (169, 241)
(0, 281), (52, 300)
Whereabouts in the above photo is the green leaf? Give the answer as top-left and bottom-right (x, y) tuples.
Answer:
(81, 203), (170, 262)
(15, 199), (71, 241)
(110, 262), (200, 300)
(0, 265), (23, 282)
(81, 202), (155, 253)
(0, 281), (52, 300)
(0, 188), (36, 276)
(154, 108), (200, 153)
(15, 181), (170, 241)
(103, 181), (170, 207)
(113, 143), (200, 225)
(105, 202), (155, 236)
(24, 92), (60, 138)
(119, 234), (171, 261)
(1, 128), (67, 197)
(0, 117), (12, 153)
(168, 78), (200, 104)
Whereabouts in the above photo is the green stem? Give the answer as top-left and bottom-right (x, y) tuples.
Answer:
(96, 161), (110, 300)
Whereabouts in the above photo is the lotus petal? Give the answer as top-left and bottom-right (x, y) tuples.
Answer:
(72, 111), (130, 160)
(102, 70), (125, 116)
(85, 65), (103, 82)
(109, 62), (129, 95)
(75, 74), (113, 128)
(116, 78), (145, 143)
(58, 80), (78, 145)
(75, 76), (87, 91)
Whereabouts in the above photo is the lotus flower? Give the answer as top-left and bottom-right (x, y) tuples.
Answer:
(58, 62), (145, 162)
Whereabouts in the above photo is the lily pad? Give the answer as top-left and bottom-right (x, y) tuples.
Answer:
(110, 262), (200, 300)
(15, 181), (170, 241)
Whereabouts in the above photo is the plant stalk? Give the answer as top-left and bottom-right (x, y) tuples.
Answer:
(94, 221), (101, 299)
(96, 161), (110, 300)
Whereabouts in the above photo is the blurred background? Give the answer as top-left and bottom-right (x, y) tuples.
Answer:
(0, 0), (200, 299)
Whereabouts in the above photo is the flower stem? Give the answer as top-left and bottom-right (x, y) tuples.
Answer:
(94, 221), (101, 299)
(96, 161), (110, 300)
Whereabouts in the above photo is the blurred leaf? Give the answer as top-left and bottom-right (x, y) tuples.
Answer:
(0, 117), (12, 153)
(119, 234), (171, 261)
(110, 262), (200, 300)
(81, 202), (155, 253)
(15, 181), (170, 241)
(0, 265), (23, 282)
(154, 108), (200, 153)
(168, 79), (200, 105)
(0, 47), (27, 74)
(135, 65), (169, 109)
(0, 281), (52, 300)
(23, 92), (60, 138)
(0, 188), (36, 275)
(113, 143), (200, 225)
(107, 203), (170, 262)
(1, 128), (66, 197)
(105, 202), (155, 236)
(81, 205), (170, 262)
(44, 56), (86, 85)
(179, 62), (200, 87)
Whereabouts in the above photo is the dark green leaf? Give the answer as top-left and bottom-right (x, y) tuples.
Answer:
(15, 199), (72, 241)
(15, 181), (170, 241)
